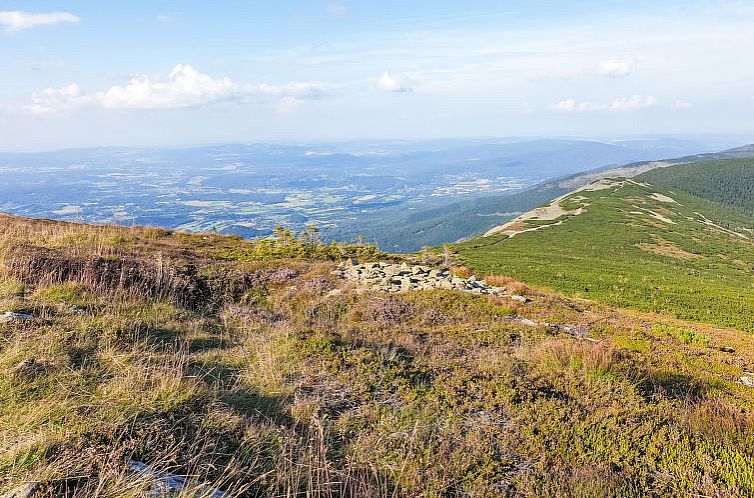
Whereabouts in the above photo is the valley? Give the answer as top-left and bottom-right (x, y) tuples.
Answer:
(0, 138), (727, 252)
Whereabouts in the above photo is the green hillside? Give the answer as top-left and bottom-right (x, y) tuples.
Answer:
(455, 175), (754, 332)
(638, 157), (754, 217)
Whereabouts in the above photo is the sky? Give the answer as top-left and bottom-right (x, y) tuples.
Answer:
(1, 0), (754, 150)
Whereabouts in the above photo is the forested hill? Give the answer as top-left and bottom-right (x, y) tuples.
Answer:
(638, 157), (754, 217)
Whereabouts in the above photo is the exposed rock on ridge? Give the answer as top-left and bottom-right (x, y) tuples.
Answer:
(333, 259), (507, 296)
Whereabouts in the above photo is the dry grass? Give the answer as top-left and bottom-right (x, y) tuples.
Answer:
(483, 274), (533, 295)
(1, 215), (753, 497)
(636, 236), (701, 260)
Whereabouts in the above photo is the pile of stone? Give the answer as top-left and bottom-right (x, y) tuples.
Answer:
(333, 259), (506, 295)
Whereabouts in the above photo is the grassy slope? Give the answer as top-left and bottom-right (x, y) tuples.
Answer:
(455, 179), (754, 332)
(2, 215), (754, 497)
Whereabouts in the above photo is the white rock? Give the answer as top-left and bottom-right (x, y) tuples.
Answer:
(1, 483), (38, 498)
(741, 375), (754, 388)
(128, 461), (230, 498)
(0, 312), (33, 323)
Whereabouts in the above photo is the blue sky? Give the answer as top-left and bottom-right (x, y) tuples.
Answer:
(2, 0), (754, 150)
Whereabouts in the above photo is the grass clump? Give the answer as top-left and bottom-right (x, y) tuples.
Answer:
(0, 277), (24, 297)
(655, 324), (711, 347)
(32, 283), (91, 307)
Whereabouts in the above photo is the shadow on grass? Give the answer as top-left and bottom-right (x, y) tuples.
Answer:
(635, 369), (706, 402)
(137, 325), (228, 354)
(189, 359), (290, 422)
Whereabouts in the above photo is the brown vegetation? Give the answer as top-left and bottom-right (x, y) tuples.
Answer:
(1, 215), (753, 497)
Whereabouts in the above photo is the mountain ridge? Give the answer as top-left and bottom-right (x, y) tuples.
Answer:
(455, 157), (754, 331)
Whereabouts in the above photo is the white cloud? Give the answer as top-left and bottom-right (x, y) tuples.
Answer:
(277, 97), (303, 115)
(28, 84), (91, 114)
(375, 72), (413, 92)
(0, 11), (79, 32)
(597, 58), (635, 77)
(610, 94), (657, 111)
(555, 99), (579, 112)
(98, 64), (240, 109)
(27, 65), (333, 114)
(555, 95), (658, 112)
(156, 15), (171, 22)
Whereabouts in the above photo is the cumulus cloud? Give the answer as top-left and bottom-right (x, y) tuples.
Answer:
(0, 11), (79, 32)
(28, 84), (91, 114)
(610, 94), (657, 111)
(375, 72), (413, 92)
(27, 65), (332, 114)
(597, 58), (635, 77)
(98, 64), (240, 109)
(555, 95), (658, 112)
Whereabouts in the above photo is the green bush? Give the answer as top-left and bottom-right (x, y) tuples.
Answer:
(654, 324), (711, 347)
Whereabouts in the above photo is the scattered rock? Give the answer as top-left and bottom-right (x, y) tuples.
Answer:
(334, 261), (506, 296)
(557, 324), (590, 339)
(510, 295), (530, 303)
(720, 346), (735, 353)
(1, 483), (39, 498)
(740, 375), (754, 388)
(510, 316), (538, 327)
(127, 461), (230, 498)
(0, 311), (33, 323)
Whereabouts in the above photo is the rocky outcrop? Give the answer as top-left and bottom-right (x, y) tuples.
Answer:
(0, 484), (38, 498)
(127, 461), (230, 497)
(333, 260), (506, 296)
(0, 311), (33, 324)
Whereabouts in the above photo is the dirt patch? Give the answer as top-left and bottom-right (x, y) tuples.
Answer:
(637, 237), (700, 260)
(649, 192), (678, 204)
(483, 180), (615, 237)
(623, 196), (649, 205)
(695, 212), (751, 240)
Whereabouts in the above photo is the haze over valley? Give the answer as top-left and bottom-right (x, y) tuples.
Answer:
(0, 136), (743, 251)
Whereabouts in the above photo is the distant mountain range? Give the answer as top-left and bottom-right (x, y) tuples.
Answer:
(0, 137), (740, 248)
